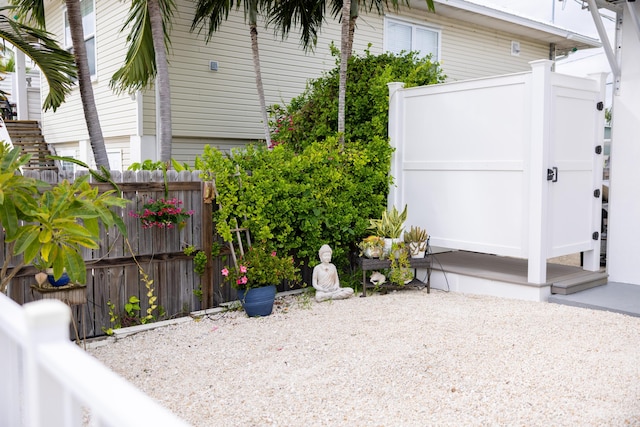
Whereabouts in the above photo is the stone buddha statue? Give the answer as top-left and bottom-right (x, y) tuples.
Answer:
(312, 244), (354, 302)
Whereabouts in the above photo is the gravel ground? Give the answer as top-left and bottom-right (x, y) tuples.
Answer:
(88, 289), (640, 426)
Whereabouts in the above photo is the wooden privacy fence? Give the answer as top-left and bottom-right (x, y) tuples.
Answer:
(2, 169), (238, 339)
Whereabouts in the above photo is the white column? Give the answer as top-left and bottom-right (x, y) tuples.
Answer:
(527, 60), (554, 284)
(12, 47), (28, 119)
(582, 72), (608, 272)
(387, 82), (405, 209)
(607, 2), (640, 285)
(24, 300), (71, 427)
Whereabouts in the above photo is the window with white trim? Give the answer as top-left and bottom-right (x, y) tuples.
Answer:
(384, 17), (440, 60)
(57, 149), (79, 173)
(64, 0), (96, 77)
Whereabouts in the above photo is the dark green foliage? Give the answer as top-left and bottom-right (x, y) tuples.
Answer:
(200, 136), (393, 271)
(269, 46), (446, 150)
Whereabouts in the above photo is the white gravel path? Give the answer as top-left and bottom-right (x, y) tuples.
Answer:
(88, 289), (640, 426)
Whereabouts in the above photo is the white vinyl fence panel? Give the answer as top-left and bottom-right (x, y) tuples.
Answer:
(388, 60), (606, 283)
(0, 293), (192, 427)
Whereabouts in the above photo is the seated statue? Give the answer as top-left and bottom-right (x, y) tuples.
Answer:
(312, 244), (354, 302)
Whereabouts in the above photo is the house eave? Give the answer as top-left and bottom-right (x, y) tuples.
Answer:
(408, 0), (602, 53)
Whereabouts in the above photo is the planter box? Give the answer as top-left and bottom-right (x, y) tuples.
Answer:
(31, 283), (87, 306)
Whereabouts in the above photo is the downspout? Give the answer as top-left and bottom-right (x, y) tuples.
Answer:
(585, 0), (621, 84)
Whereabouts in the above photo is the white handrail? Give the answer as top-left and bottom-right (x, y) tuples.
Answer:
(0, 294), (192, 427)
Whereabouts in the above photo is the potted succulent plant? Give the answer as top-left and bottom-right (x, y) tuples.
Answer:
(358, 235), (385, 258)
(403, 226), (429, 258)
(221, 241), (300, 317)
(368, 204), (408, 256)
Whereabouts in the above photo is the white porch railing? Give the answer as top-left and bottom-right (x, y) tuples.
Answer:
(0, 293), (191, 427)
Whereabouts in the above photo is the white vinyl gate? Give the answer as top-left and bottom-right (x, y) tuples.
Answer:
(388, 60), (606, 283)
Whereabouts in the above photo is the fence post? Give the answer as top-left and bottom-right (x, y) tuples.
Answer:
(387, 82), (406, 210)
(24, 299), (72, 427)
(201, 182), (215, 308)
(527, 59), (553, 284)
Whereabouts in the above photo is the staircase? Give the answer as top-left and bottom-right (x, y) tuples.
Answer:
(3, 120), (57, 171)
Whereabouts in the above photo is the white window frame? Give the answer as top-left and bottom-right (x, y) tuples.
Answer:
(63, 0), (96, 79)
(56, 149), (79, 173)
(384, 16), (441, 61)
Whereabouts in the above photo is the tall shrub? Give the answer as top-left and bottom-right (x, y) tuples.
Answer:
(200, 136), (393, 270)
(269, 46), (446, 150)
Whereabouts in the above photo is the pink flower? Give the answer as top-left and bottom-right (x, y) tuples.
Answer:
(221, 268), (229, 276)
(237, 276), (248, 285)
(271, 251), (277, 257)
(240, 265), (247, 273)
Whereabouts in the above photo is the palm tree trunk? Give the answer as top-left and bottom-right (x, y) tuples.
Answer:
(337, 0), (351, 144)
(65, 0), (110, 169)
(148, 0), (173, 164)
(346, 0), (358, 62)
(347, 17), (357, 62)
(250, 24), (271, 148)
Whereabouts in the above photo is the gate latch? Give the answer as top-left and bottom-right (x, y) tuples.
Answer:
(547, 167), (558, 182)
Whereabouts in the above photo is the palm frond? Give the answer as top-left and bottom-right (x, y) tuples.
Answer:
(110, 0), (176, 94)
(190, 0), (236, 42)
(7, 0), (46, 28)
(269, 0), (326, 52)
(110, 1), (156, 93)
(0, 7), (76, 111)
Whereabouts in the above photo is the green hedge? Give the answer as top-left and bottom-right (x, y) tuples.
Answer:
(200, 136), (393, 272)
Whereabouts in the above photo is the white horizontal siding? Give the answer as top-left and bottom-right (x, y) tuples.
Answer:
(387, 5), (550, 81)
(40, 0), (554, 165)
(147, 0), (384, 141)
(42, 0), (139, 145)
(171, 136), (248, 164)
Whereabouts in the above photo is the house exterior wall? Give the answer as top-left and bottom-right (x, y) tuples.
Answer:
(40, 0), (554, 169)
(431, 12), (551, 80)
(41, 1), (138, 148)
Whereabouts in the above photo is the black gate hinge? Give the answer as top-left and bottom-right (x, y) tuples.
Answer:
(597, 101), (604, 111)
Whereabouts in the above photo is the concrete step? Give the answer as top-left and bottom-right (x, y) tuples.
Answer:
(551, 271), (608, 295)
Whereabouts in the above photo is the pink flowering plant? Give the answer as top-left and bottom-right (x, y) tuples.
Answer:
(221, 242), (300, 290)
(130, 197), (194, 230)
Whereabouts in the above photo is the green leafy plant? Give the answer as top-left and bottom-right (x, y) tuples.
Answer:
(102, 268), (162, 334)
(221, 241), (300, 290)
(0, 144), (127, 292)
(369, 205), (408, 238)
(269, 47), (446, 151)
(184, 242), (222, 275)
(388, 242), (413, 285)
(127, 159), (166, 171)
(200, 137), (393, 270)
(130, 197), (194, 230)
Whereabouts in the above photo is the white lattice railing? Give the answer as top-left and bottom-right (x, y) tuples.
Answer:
(0, 293), (191, 427)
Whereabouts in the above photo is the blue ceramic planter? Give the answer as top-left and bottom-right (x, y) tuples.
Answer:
(47, 272), (70, 287)
(237, 285), (276, 317)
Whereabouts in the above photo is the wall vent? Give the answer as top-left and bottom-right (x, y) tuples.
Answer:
(511, 41), (521, 56)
